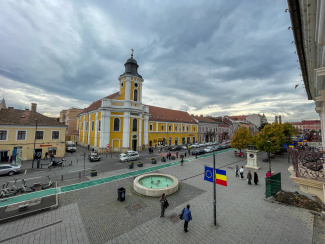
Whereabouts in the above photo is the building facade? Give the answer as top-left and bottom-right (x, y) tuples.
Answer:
(0, 106), (66, 162)
(191, 115), (218, 143)
(289, 120), (321, 134)
(77, 54), (197, 153)
(60, 108), (83, 140)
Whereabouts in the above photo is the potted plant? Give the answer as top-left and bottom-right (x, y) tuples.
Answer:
(151, 157), (157, 164)
(161, 157), (166, 162)
(90, 169), (97, 177)
(128, 162), (134, 169)
(137, 161), (143, 167)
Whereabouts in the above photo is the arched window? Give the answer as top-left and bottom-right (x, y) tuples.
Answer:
(132, 118), (137, 132)
(113, 118), (120, 131)
(133, 89), (138, 101)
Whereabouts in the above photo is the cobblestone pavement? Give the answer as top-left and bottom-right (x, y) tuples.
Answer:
(0, 150), (317, 244)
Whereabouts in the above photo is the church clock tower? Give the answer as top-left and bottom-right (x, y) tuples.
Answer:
(118, 49), (143, 103)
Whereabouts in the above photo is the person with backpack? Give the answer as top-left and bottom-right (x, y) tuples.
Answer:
(182, 204), (192, 232)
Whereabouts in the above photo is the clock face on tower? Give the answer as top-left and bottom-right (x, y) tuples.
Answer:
(249, 154), (254, 158)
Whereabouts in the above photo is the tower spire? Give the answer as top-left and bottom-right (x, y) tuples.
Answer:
(131, 48), (134, 58)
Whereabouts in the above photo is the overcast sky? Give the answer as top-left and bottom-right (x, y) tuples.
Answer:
(0, 0), (318, 122)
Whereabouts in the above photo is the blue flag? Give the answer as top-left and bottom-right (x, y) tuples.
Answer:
(204, 166), (214, 183)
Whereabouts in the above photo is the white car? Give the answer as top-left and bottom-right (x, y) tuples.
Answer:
(120, 151), (137, 158)
(120, 152), (139, 162)
(198, 143), (204, 147)
(204, 147), (213, 153)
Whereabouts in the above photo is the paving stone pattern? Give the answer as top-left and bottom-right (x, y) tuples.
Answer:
(0, 150), (316, 243)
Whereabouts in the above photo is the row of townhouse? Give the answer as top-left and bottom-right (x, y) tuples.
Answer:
(289, 120), (321, 134)
(0, 103), (66, 163)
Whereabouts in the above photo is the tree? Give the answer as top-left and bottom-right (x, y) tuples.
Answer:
(230, 127), (252, 152)
(282, 122), (296, 143)
(260, 122), (269, 131)
(255, 123), (286, 154)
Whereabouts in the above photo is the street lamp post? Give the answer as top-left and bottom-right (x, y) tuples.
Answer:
(287, 137), (291, 164)
(267, 141), (271, 175)
(32, 119), (38, 169)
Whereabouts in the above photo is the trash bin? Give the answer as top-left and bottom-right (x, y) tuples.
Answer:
(118, 187), (126, 202)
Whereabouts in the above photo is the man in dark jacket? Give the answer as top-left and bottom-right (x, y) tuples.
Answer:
(183, 204), (192, 232)
(247, 170), (252, 185)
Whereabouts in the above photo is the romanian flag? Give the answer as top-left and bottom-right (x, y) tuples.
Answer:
(298, 141), (302, 145)
(215, 169), (227, 186)
(303, 140), (307, 143)
(289, 144), (294, 149)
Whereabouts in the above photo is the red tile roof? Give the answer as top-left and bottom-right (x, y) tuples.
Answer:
(0, 108), (66, 127)
(229, 115), (247, 121)
(191, 115), (216, 123)
(81, 92), (119, 114)
(148, 106), (197, 124)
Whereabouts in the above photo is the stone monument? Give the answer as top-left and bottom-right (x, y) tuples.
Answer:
(245, 145), (260, 170)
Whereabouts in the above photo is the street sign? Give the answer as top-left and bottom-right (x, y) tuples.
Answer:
(283, 144), (288, 149)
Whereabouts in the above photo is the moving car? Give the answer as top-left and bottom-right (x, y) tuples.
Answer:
(120, 152), (140, 162)
(89, 151), (101, 162)
(120, 151), (137, 157)
(0, 164), (22, 176)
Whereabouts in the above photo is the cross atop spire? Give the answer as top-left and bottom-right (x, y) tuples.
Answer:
(131, 48), (134, 58)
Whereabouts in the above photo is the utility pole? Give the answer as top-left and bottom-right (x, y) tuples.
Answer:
(32, 119), (38, 168)
(213, 153), (217, 226)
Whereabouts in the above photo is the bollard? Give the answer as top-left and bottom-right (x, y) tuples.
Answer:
(79, 172), (81, 178)
(61, 175), (63, 182)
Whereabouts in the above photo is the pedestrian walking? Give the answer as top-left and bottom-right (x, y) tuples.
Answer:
(160, 193), (168, 217)
(235, 165), (239, 177)
(169, 152), (172, 160)
(247, 170), (252, 185)
(240, 166), (244, 179)
(45, 152), (48, 160)
(166, 153), (169, 162)
(254, 170), (259, 185)
(184, 151), (187, 157)
(266, 171), (271, 178)
(183, 204), (192, 232)
(181, 158), (184, 166)
(188, 149), (190, 155)
(176, 152), (178, 158)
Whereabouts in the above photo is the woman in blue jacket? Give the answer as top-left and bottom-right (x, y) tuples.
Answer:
(183, 204), (192, 232)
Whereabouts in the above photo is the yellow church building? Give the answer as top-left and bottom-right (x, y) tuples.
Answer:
(77, 53), (197, 153)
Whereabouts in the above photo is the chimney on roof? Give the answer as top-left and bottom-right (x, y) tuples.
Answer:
(275, 116), (278, 123)
(31, 103), (37, 112)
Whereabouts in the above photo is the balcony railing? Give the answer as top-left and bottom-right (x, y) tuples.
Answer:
(289, 146), (325, 181)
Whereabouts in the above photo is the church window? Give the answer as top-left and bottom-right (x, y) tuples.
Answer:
(121, 82), (124, 87)
(132, 118), (137, 132)
(134, 83), (138, 87)
(113, 118), (120, 131)
(92, 121), (94, 131)
(98, 120), (101, 132)
(133, 89), (138, 101)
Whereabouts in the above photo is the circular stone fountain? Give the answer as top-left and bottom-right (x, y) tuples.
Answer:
(133, 173), (179, 197)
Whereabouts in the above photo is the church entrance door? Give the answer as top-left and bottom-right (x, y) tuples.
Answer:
(132, 140), (137, 151)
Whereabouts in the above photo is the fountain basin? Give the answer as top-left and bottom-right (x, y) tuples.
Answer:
(133, 173), (179, 197)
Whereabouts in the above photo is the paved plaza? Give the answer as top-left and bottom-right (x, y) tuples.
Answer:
(0, 150), (321, 244)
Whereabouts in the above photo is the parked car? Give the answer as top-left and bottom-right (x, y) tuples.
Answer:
(191, 143), (199, 148)
(206, 142), (213, 146)
(170, 145), (183, 151)
(192, 149), (205, 155)
(204, 147), (213, 153)
(198, 143), (204, 147)
(89, 151), (101, 162)
(0, 164), (22, 176)
(120, 152), (140, 162)
(181, 145), (187, 150)
(212, 145), (220, 151)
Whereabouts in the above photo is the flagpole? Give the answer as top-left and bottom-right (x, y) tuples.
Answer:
(213, 153), (216, 226)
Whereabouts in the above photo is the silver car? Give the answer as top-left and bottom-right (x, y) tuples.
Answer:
(0, 164), (22, 176)
(120, 152), (139, 162)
